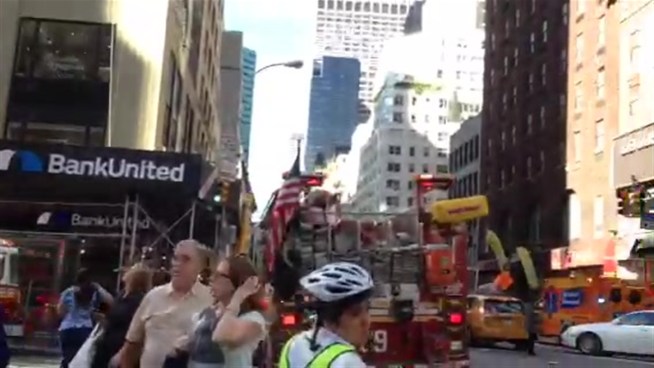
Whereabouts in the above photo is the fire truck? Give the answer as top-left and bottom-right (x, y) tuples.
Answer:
(0, 238), (23, 339)
(258, 174), (489, 367)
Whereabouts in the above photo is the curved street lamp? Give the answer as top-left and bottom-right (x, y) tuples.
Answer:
(255, 59), (304, 75)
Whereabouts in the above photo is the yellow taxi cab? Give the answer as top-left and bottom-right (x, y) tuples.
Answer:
(466, 294), (529, 348)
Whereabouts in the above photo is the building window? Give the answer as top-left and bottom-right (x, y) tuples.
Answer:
(574, 83), (583, 112)
(393, 112), (403, 123)
(409, 163), (415, 173)
(387, 162), (400, 172)
(528, 72), (534, 91)
(436, 164), (448, 173)
(386, 179), (400, 190)
(573, 131), (582, 162)
(629, 99), (639, 116)
(527, 114), (533, 134)
(539, 150), (545, 172)
(575, 33), (584, 65)
(594, 119), (604, 153)
(512, 86), (517, 105)
(540, 106), (546, 128)
(393, 95), (404, 105)
(541, 64), (547, 86)
(409, 146), (415, 156)
(569, 193), (581, 240)
(408, 180), (413, 190)
(501, 130), (506, 150)
(598, 15), (606, 48)
(515, 8), (521, 25)
(542, 20), (548, 42)
(388, 145), (401, 155)
(596, 68), (605, 101)
(423, 147), (430, 157)
(438, 132), (447, 141)
(630, 30), (641, 73)
(407, 197), (414, 207)
(386, 196), (399, 207)
(526, 156), (532, 178)
(503, 56), (508, 75)
(513, 48), (519, 67)
(511, 126), (516, 145)
(530, 32), (536, 53)
(593, 195), (604, 239)
(563, 3), (568, 25)
(422, 164), (429, 173)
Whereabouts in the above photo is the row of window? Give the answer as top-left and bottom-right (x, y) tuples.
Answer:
(450, 172), (479, 200)
(386, 162), (449, 174)
(384, 195), (414, 208)
(318, 0), (409, 15)
(450, 135), (480, 172)
(387, 145), (447, 158)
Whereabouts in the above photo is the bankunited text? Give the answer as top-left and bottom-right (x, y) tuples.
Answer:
(47, 154), (186, 182)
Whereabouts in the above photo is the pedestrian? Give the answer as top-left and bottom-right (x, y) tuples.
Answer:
(57, 269), (114, 368)
(523, 300), (538, 356)
(90, 264), (151, 368)
(209, 254), (268, 367)
(0, 304), (11, 368)
(112, 240), (213, 368)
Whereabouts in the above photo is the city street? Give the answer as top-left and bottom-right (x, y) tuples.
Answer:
(7, 345), (654, 368)
(471, 344), (654, 368)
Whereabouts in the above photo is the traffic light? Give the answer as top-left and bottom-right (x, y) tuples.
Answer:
(220, 181), (230, 203)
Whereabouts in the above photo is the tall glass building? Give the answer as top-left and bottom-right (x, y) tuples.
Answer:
(305, 56), (360, 172)
(240, 47), (256, 162)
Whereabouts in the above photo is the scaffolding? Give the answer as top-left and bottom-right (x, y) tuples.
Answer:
(0, 194), (224, 291)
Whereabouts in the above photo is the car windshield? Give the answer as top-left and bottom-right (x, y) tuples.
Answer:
(484, 299), (523, 314)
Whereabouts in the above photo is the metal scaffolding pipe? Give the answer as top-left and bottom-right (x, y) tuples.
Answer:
(116, 195), (130, 292)
(128, 194), (139, 263)
(189, 201), (196, 238)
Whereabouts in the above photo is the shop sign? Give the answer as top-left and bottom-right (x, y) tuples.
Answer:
(36, 211), (150, 230)
(620, 129), (654, 155)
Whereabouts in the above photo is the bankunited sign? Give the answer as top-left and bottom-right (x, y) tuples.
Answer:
(0, 141), (202, 186)
(0, 150), (185, 182)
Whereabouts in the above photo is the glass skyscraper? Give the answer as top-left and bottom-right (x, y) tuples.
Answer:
(240, 47), (256, 162)
(305, 56), (360, 172)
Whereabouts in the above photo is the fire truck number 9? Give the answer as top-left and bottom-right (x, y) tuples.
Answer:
(372, 330), (387, 352)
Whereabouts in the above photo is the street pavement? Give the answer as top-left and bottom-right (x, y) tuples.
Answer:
(471, 344), (654, 368)
(7, 345), (654, 367)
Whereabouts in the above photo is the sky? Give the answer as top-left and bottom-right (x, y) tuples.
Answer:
(225, 0), (315, 218)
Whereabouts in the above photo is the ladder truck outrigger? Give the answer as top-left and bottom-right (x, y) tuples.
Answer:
(258, 173), (489, 368)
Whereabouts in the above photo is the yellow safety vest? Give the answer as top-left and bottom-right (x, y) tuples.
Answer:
(278, 336), (356, 368)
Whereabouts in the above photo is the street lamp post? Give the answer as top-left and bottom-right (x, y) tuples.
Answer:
(217, 59), (303, 254)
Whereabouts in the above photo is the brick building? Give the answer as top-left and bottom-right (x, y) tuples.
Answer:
(480, 0), (570, 259)
(564, 0), (620, 267)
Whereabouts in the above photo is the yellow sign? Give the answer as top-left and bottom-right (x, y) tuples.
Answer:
(430, 195), (489, 224)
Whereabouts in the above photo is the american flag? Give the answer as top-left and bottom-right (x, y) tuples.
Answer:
(267, 147), (303, 271)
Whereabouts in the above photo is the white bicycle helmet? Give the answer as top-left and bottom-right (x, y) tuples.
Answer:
(300, 262), (374, 303)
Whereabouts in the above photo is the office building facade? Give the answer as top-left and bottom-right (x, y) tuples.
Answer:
(0, 0), (223, 160)
(450, 114), (483, 261)
(480, 0), (569, 254)
(219, 31), (244, 181)
(563, 0), (620, 267)
(315, 0), (413, 119)
(305, 56), (360, 172)
(241, 47), (256, 162)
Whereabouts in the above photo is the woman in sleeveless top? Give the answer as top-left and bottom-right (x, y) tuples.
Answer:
(182, 255), (268, 368)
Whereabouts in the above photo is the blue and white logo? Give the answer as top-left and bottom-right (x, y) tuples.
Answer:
(0, 149), (44, 172)
(36, 211), (150, 229)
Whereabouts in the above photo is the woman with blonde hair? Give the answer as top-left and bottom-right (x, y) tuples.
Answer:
(91, 264), (151, 368)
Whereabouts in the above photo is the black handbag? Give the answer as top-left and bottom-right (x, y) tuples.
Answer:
(162, 351), (189, 368)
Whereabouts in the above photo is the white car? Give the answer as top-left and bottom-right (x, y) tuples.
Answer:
(561, 310), (654, 356)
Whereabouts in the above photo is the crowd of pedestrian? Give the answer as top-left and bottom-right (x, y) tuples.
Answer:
(54, 239), (269, 368)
